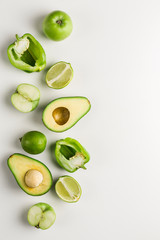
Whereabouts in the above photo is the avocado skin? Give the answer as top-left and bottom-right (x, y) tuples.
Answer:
(42, 96), (91, 132)
(7, 153), (53, 196)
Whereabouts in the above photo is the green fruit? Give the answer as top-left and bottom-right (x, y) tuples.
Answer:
(42, 97), (91, 132)
(20, 131), (47, 154)
(11, 83), (40, 113)
(27, 203), (56, 230)
(55, 176), (82, 203)
(46, 61), (73, 89)
(7, 153), (52, 196)
(43, 10), (73, 41)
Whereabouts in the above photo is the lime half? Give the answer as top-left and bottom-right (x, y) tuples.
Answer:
(46, 62), (73, 89)
(55, 176), (82, 203)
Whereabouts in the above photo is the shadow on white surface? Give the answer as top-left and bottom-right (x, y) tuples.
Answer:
(29, 104), (47, 127)
(4, 88), (15, 109)
(31, 15), (46, 38)
(0, 37), (15, 64)
(39, 66), (49, 87)
(20, 205), (31, 228)
(48, 142), (62, 170)
(2, 153), (19, 189)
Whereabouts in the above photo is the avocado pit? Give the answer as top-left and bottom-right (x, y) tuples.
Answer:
(52, 107), (70, 125)
(25, 169), (43, 188)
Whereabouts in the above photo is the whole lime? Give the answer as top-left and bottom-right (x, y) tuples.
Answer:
(20, 131), (47, 154)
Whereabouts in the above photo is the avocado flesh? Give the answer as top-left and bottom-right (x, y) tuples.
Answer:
(8, 153), (52, 196)
(42, 97), (91, 132)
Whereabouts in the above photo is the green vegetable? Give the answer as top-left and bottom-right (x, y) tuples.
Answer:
(7, 33), (46, 72)
(55, 137), (90, 172)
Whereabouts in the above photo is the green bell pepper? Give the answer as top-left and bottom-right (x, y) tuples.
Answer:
(55, 137), (90, 173)
(7, 33), (46, 72)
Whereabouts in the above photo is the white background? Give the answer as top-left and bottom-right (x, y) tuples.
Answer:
(1, 0), (160, 239)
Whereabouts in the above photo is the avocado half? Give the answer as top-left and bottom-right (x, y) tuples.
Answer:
(8, 153), (53, 196)
(42, 97), (91, 132)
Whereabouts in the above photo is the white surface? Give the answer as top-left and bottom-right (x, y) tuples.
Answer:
(1, 0), (160, 239)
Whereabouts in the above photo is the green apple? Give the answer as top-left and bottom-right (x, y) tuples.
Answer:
(11, 83), (40, 113)
(27, 203), (56, 230)
(43, 10), (73, 41)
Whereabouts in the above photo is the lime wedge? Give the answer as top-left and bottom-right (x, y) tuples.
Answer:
(55, 176), (82, 203)
(46, 61), (73, 89)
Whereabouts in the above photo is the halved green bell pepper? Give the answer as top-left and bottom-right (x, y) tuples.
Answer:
(55, 137), (90, 173)
(7, 33), (46, 72)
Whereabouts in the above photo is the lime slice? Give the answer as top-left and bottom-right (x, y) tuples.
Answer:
(46, 61), (73, 89)
(55, 176), (82, 203)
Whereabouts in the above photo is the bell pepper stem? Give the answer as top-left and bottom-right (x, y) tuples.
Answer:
(81, 165), (87, 170)
(15, 34), (20, 41)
